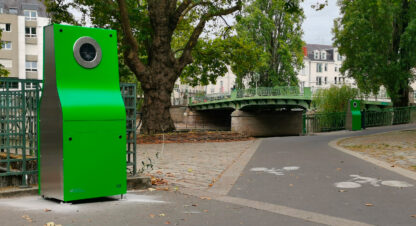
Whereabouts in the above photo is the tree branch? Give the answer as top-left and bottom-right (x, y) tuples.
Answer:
(176, 1), (242, 72)
(117, 0), (148, 80)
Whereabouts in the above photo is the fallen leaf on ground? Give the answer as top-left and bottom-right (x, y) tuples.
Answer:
(188, 168), (193, 172)
(159, 213), (166, 217)
(411, 214), (416, 218)
(200, 196), (211, 200)
(149, 214), (155, 218)
(208, 183), (213, 187)
(165, 221), (171, 224)
(148, 188), (156, 192)
(338, 190), (347, 193)
(192, 204), (198, 207)
(289, 184), (294, 187)
(44, 208), (52, 212)
(203, 210), (208, 213)
(336, 168), (342, 171)
(365, 203), (374, 206)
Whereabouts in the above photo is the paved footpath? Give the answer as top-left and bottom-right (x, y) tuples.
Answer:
(1, 124), (416, 225)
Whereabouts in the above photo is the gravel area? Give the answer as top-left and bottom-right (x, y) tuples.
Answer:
(338, 129), (416, 171)
(137, 140), (259, 191)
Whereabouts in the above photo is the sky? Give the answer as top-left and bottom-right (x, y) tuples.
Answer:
(71, 0), (340, 45)
(301, 0), (341, 45)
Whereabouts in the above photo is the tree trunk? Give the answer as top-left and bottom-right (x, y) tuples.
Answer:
(388, 83), (409, 108)
(141, 79), (175, 134)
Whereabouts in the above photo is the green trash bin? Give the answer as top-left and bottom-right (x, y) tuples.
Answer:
(350, 100), (362, 131)
(39, 24), (126, 201)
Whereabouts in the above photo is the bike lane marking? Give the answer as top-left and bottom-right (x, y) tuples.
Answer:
(334, 174), (414, 189)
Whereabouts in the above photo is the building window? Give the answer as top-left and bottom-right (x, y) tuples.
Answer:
(24, 10), (37, 21)
(324, 77), (327, 84)
(210, 87), (215, 94)
(1, 41), (12, 50)
(334, 77), (337, 84)
(316, 76), (322, 86)
(0, 23), (11, 32)
(321, 51), (326, 60)
(0, 8), (3, 14)
(337, 54), (342, 61)
(316, 63), (322, 72)
(25, 27), (36, 37)
(314, 50), (320, 60)
(25, 61), (37, 72)
(9, 8), (18, 14)
(324, 63), (328, 71)
(335, 66), (338, 72)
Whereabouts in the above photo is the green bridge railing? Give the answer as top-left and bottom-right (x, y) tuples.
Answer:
(0, 78), (137, 187)
(191, 87), (312, 104)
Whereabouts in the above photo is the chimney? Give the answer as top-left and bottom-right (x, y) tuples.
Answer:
(302, 47), (307, 57)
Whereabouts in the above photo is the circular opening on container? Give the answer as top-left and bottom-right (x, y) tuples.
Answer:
(73, 36), (102, 69)
(119, 135), (122, 139)
(353, 102), (358, 108)
(80, 43), (96, 61)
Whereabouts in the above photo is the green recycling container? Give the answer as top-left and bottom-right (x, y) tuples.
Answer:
(350, 100), (362, 131)
(39, 24), (127, 201)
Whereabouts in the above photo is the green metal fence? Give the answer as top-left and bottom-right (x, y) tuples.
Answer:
(120, 83), (137, 175)
(0, 78), (42, 187)
(303, 112), (346, 134)
(363, 107), (416, 128)
(0, 78), (138, 187)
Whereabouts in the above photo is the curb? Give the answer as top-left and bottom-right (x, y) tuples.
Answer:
(127, 176), (152, 190)
(328, 138), (416, 182)
(0, 187), (38, 198)
(0, 176), (152, 199)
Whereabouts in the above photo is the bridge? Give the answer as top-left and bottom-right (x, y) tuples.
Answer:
(184, 87), (394, 136)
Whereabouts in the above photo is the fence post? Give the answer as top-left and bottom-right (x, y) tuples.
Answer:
(302, 113), (306, 135)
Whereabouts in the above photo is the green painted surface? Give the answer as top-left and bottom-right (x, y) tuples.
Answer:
(64, 121), (126, 201)
(350, 100), (361, 131)
(53, 24), (124, 121)
(44, 24), (126, 201)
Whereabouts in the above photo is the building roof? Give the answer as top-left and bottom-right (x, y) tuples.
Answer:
(305, 44), (335, 62)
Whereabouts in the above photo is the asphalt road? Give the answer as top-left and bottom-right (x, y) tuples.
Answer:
(1, 124), (416, 226)
(229, 124), (416, 226)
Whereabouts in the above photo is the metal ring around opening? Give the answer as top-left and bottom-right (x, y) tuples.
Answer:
(353, 102), (358, 108)
(73, 36), (102, 69)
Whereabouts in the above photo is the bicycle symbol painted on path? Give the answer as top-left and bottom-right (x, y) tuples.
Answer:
(334, 175), (414, 189)
(250, 166), (300, 176)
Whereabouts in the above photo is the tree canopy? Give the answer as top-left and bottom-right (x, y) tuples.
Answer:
(333, 0), (416, 107)
(229, 0), (305, 88)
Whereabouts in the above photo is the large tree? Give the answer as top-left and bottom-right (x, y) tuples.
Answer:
(230, 0), (305, 87)
(44, 0), (242, 134)
(333, 0), (416, 107)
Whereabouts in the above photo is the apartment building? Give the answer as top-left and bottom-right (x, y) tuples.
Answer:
(298, 44), (355, 91)
(0, 0), (49, 87)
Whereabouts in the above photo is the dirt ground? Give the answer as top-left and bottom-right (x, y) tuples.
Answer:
(137, 131), (254, 144)
(338, 129), (416, 172)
